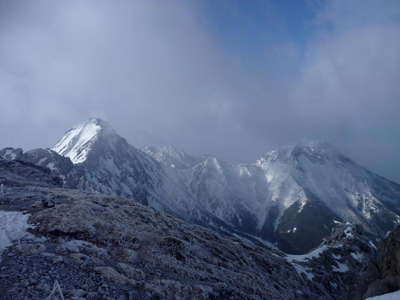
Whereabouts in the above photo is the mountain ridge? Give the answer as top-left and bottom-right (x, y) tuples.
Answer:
(3, 118), (400, 254)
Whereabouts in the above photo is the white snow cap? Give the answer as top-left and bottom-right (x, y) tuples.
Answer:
(52, 118), (115, 164)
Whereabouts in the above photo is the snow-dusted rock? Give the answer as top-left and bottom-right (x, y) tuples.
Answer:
(0, 147), (23, 161)
(28, 119), (399, 254)
(0, 160), (341, 299)
(354, 226), (400, 299)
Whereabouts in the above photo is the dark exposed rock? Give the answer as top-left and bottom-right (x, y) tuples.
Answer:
(22, 148), (74, 177)
(286, 222), (376, 300)
(0, 159), (62, 189)
(353, 226), (400, 299)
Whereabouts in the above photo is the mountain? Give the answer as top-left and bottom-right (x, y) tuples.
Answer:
(143, 145), (202, 169)
(353, 225), (400, 299)
(46, 119), (199, 220)
(286, 221), (376, 298)
(149, 141), (400, 254)
(250, 142), (400, 253)
(50, 118), (163, 202)
(3, 118), (400, 254)
(1, 158), (341, 299)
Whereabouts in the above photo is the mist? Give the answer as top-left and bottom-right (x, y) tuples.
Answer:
(0, 0), (399, 181)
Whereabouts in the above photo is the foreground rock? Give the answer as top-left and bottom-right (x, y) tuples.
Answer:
(353, 226), (400, 299)
(2, 188), (326, 299)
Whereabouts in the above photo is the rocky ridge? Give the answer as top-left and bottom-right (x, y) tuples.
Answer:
(2, 119), (400, 255)
(0, 158), (341, 299)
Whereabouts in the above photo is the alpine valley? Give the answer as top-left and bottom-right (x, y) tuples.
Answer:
(1, 118), (400, 299)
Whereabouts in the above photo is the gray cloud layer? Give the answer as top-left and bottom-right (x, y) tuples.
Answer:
(0, 0), (399, 181)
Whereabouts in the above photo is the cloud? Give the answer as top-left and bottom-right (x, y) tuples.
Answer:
(289, 0), (400, 180)
(0, 0), (399, 181)
(0, 0), (231, 146)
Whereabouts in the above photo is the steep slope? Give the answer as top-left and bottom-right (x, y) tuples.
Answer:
(52, 118), (110, 164)
(49, 119), (201, 219)
(4, 119), (400, 254)
(254, 142), (400, 253)
(153, 141), (400, 253)
(51, 118), (162, 202)
(0, 160), (337, 299)
(353, 225), (400, 299)
(286, 222), (376, 298)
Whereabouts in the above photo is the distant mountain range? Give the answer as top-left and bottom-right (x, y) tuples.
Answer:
(0, 150), (378, 299)
(2, 118), (400, 254)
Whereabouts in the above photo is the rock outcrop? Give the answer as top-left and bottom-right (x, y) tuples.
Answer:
(354, 226), (400, 299)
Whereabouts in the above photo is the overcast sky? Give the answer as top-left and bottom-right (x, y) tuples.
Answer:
(0, 0), (399, 181)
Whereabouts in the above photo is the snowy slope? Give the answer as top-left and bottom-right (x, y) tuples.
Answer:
(255, 142), (400, 245)
(153, 141), (400, 253)
(18, 119), (400, 254)
(50, 119), (201, 218)
(367, 291), (400, 300)
(52, 118), (110, 164)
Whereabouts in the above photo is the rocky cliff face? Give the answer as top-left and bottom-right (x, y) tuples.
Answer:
(286, 222), (376, 299)
(353, 226), (400, 299)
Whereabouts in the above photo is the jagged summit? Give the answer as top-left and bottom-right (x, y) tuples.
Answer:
(52, 118), (116, 164)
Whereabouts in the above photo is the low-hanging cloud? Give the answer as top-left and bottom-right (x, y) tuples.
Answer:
(0, 0), (399, 181)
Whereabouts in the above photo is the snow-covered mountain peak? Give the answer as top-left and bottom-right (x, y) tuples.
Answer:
(52, 118), (116, 164)
(32, 120), (400, 254)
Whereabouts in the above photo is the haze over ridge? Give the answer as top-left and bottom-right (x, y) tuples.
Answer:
(0, 0), (399, 181)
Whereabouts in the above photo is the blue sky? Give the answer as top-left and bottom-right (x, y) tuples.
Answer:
(197, 0), (317, 75)
(201, 0), (317, 50)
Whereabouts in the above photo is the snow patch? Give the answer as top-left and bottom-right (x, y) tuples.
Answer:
(286, 245), (328, 262)
(351, 252), (364, 262)
(0, 211), (32, 260)
(52, 119), (106, 164)
(332, 262), (349, 273)
(367, 290), (400, 299)
(292, 263), (315, 280)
